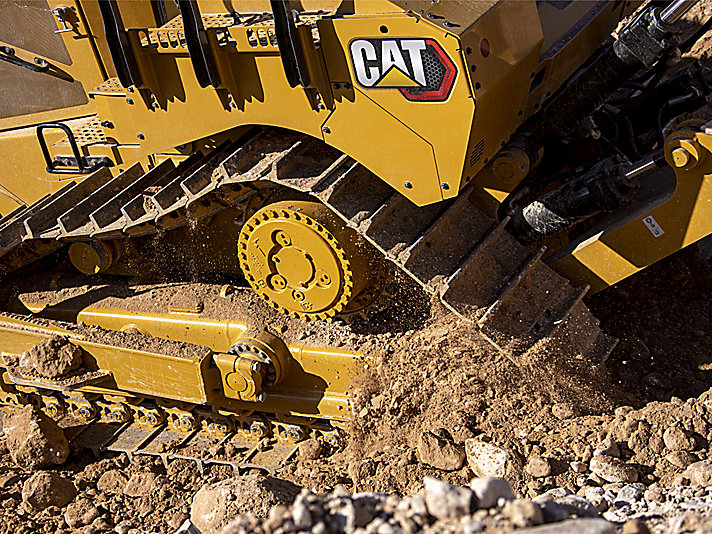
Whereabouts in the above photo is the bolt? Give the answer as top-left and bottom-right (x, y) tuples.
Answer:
(293, 290), (305, 302)
(126, 98), (134, 105)
(151, 102), (159, 110)
(137, 132), (145, 140)
(440, 182), (450, 190)
(101, 120), (113, 128)
(251, 422), (268, 438)
(343, 83), (351, 90)
(322, 126), (331, 134)
(671, 147), (691, 167)
(333, 83), (340, 89)
(317, 103), (325, 110)
(127, 86), (134, 92)
(404, 181), (413, 189)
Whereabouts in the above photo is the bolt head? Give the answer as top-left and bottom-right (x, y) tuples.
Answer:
(322, 126), (331, 134)
(126, 98), (134, 105)
(404, 181), (413, 189)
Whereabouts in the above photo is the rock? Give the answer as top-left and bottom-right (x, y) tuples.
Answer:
(165, 511), (190, 531)
(190, 475), (300, 533)
(123, 471), (156, 497)
(554, 495), (599, 518)
(97, 470), (129, 494)
(416, 431), (465, 471)
(515, 518), (615, 533)
(90, 517), (113, 531)
(20, 335), (83, 378)
(526, 455), (552, 478)
(663, 423), (696, 452)
(538, 500), (569, 523)
(552, 404), (576, 420)
(533, 488), (573, 502)
(683, 460), (712, 486)
(583, 487), (608, 513)
(621, 518), (651, 534)
(298, 438), (323, 460)
(589, 456), (638, 483)
(643, 488), (663, 503)
(571, 461), (588, 474)
(464, 439), (520, 478)
(422, 477), (475, 519)
(64, 498), (101, 528)
(666, 450), (696, 469)
(594, 436), (620, 458)
(615, 485), (643, 506)
(3, 405), (70, 469)
(22, 472), (76, 510)
(502, 499), (544, 528)
(114, 522), (134, 534)
(0, 472), (20, 488)
(469, 477), (515, 509)
(292, 493), (313, 530)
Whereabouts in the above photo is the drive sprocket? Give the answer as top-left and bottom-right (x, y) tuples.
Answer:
(237, 200), (385, 321)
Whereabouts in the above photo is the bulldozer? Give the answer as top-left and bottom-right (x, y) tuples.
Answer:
(0, 0), (711, 471)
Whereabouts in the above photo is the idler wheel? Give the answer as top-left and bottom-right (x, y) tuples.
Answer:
(237, 200), (385, 320)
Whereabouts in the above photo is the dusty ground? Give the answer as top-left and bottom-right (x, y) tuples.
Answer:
(2, 3), (712, 534)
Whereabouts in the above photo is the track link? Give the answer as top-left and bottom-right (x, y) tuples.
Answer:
(0, 125), (614, 367)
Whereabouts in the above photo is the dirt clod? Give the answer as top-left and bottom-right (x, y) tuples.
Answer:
(20, 335), (83, 378)
(416, 430), (465, 471)
(190, 475), (301, 533)
(3, 405), (69, 469)
(21, 472), (76, 510)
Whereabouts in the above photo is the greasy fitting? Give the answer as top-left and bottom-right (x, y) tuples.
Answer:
(238, 200), (383, 321)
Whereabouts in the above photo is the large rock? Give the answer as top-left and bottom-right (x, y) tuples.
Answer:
(64, 498), (101, 528)
(663, 423), (695, 452)
(416, 431), (465, 471)
(191, 475), (300, 533)
(20, 335), (83, 378)
(422, 477), (475, 520)
(464, 439), (520, 479)
(589, 456), (638, 483)
(22, 471), (76, 509)
(683, 460), (712, 486)
(3, 405), (69, 469)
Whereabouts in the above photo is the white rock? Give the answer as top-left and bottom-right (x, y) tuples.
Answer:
(469, 477), (515, 509)
(422, 477), (475, 519)
(589, 456), (638, 483)
(464, 439), (520, 479)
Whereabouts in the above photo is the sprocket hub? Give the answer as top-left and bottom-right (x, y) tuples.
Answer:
(237, 200), (384, 320)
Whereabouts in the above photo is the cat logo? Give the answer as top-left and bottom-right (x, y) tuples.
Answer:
(348, 38), (457, 102)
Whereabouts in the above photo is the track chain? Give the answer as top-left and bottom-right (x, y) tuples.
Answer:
(0, 124), (615, 365)
(1, 372), (339, 474)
